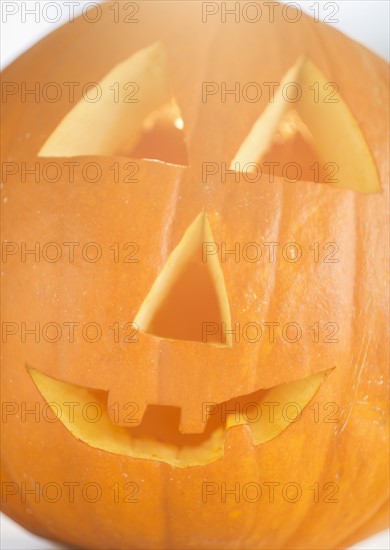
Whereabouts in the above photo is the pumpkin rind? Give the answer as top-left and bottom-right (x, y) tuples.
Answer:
(1, 1), (388, 549)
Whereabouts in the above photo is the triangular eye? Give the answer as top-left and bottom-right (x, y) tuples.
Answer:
(38, 43), (188, 165)
(230, 57), (380, 193)
(134, 213), (232, 346)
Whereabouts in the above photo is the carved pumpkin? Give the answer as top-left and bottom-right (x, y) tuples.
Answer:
(1, 1), (388, 549)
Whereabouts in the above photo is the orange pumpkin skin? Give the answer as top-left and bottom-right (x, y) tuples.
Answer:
(1, 1), (389, 549)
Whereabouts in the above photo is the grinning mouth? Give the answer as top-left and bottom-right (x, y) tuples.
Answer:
(29, 367), (330, 468)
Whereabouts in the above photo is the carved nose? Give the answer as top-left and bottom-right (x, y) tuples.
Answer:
(134, 211), (232, 347)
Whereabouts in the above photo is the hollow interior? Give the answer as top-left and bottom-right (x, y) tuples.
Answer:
(260, 109), (328, 182)
(29, 367), (329, 468)
(230, 56), (380, 192)
(145, 246), (225, 343)
(135, 213), (232, 346)
(124, 100), (188, 165)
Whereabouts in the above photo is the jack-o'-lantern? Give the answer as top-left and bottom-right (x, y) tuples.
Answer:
(1, 1), (389, 549)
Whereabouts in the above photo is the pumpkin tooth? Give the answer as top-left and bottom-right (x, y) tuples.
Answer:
(226, 411), (251, 430)
(179, 404), (208, 435)
(223, 422), (254, 454)
(106, 393), (148, 429)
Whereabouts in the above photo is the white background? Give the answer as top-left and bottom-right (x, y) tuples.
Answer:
(1, 0), (389, 68)
(1, 1), (389, 549)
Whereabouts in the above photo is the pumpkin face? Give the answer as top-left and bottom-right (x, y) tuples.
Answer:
(1, 2), (389, 549)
